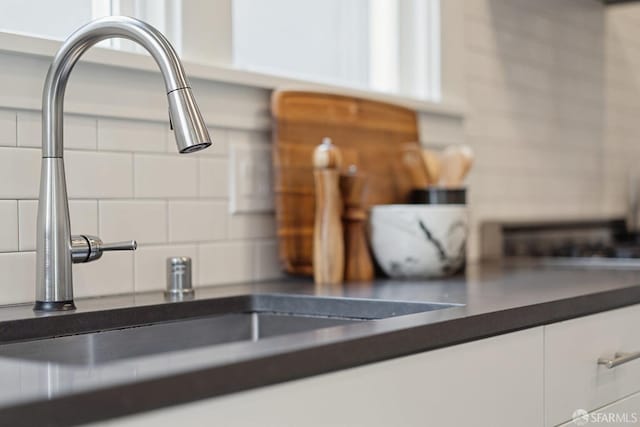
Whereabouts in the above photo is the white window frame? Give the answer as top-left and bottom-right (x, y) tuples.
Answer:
(0, 0), (465, 117)
(176, 0), (464, 113)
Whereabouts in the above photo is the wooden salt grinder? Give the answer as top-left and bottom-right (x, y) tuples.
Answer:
(340, 165), (374, 282)
(313, 138), (344, 285)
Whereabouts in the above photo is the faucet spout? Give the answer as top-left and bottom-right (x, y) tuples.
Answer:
(36, 17), (211, 311)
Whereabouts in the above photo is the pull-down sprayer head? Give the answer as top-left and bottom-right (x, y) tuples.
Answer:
(168, 87), (211, 153)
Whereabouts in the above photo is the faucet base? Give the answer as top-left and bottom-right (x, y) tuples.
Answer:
(33, 300), (76, 312)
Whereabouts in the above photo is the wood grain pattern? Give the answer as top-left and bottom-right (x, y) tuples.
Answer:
(272, 91), (419, 275)
(340, 170), (374, 282)
(313, 169), (344, 285)
(312, 139), (344, 285)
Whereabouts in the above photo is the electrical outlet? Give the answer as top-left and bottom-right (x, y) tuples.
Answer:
(230, 143), (274, 214)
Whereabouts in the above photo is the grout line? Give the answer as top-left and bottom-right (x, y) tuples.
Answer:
(2, 137), (232, 157)
(196, 155), (201, 198)
(131, 152), (136, 198)
(94, 117), (99, 150)
(195, 243), (201, 286)
(96, 199), (101, 236)
(15, 199), (19, 251)
(165, 199), (170, 243)
(129, 237), (277, 249)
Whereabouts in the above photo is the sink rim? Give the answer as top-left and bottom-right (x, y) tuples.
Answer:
(0, 311), (369, 367)
(0, 293), (463, 346)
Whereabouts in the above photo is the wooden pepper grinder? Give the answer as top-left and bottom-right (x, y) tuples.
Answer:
(340, 165), (374, 282)
(313, 137), (344, 285)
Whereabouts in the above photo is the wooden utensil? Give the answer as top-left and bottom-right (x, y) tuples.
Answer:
(440, 145), (474, 188)
(459, 145), (474, 181)
(271, 91), (419, 275)
(401, 144), (430, 188)
(313, 138), (344, 285)
(421, 149), (441, 185)
(340, 165), (374, 282)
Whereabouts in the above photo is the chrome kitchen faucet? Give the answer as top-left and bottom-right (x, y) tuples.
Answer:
(35, 17), (211, 311)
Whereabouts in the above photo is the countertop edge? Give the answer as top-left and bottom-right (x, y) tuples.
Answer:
(2, 284), (640, 426)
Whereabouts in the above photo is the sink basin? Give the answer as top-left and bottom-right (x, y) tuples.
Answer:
(0, 294), (458, 366)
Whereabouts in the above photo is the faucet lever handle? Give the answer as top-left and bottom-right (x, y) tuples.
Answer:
(71, 235), (137, 264)
(101, 240), (138, 252)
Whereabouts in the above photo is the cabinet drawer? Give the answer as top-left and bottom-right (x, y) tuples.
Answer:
(99, 328), (543, 427)
(557, 390), (640, 426)
(545, 304), (640, 426)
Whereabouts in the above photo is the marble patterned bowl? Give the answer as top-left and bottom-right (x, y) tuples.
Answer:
(369, 204), (468, 278)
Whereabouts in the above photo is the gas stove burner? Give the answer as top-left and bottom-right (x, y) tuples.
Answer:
(498, 219), (640, 261)
(549, 241), (618, 258)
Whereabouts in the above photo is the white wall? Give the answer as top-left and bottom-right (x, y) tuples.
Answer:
(603, 3), (640, 217)
(464, 0), (640, 259)
(464, 0), (608, 259)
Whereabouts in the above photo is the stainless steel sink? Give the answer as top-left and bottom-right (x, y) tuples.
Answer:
(0, 294), (459, 366)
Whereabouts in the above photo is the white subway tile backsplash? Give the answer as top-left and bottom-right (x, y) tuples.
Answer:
(134, 244), (198, 292)
(229, 214), (276, 239)
(253, 239), (283, 281)
(198, 241), (253, 286)
(198, 157), (229, 198)
(73, 252), (133, 298)
(463, 0), (614, 260)
(201, 127), (229, 156)
(18, 200), (98, 251)
(99, 118), (166, 152)
(17, 112), (97, 150)
(66, 150), (133, 198)
(168, 200), (226, 242)
(0, 201), (18, 252)
(0, 110), (16, 147)
(134, 154), (198, 198)
(0, 252), (35, 305)
(70, 200), (100, 236)
(99, 200), (167, 244)
(16, 201), (35, 251)
(0, 147), (40, 199)
(227, 129), (269, 146)
(17, 112), (41, 149)
(67, 116), (98, 150)
(0, 107), (282, 304)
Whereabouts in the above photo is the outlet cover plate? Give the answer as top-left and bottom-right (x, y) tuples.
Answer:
(230, 143), (274, 214)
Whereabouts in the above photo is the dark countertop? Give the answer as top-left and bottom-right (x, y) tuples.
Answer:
(3, 261), (640, 426)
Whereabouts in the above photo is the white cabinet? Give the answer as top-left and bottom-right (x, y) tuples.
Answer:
(545, 305), (640, 426)
(95, 327), (544, 427)
(557, 390), (640, 426)
(90, 303), (640, 427)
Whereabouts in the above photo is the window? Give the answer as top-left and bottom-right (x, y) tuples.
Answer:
(0, 0), (94, 40)
(0, 0), (446, 104)
(0, 0), (175, 51)
(232, 0), (441, 102)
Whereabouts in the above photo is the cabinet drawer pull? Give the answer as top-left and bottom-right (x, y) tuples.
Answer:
(598, 351), (640, 369)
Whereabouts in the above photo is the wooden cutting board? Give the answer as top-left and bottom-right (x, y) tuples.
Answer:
(271, 91), (419, 275)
